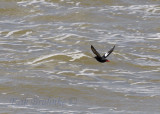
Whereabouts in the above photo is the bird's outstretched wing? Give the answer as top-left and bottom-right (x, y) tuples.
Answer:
(103, 45), (115, 58)
(91, 45), (101, 58)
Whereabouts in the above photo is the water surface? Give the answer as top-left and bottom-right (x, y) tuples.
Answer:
(0, 0), (160, 113)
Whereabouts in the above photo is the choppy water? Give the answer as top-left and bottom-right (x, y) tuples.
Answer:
(0, 0), (160, 113)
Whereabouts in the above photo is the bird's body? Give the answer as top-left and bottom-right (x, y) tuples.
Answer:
(94, 56), (109, 63)
(91, 45), (115, 63)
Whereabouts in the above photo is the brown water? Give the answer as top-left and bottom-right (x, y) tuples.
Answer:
(0, 0), (160, 113)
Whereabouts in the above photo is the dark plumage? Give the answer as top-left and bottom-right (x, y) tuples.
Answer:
(91, 45), (115, 63)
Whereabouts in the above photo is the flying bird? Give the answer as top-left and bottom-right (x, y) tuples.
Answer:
(91, 45), (115, 63)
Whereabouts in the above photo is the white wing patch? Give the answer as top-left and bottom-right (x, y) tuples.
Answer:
(104, 53), (109, 57)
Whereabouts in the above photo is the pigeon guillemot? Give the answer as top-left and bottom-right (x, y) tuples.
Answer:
(91, 45), (115, 63)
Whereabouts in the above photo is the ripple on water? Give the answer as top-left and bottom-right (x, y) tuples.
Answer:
(0, 0), (160, 113)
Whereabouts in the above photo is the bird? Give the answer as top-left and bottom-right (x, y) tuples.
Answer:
(91, 45), (115, 63)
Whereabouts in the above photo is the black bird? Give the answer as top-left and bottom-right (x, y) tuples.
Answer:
(91, 45), (115, 63)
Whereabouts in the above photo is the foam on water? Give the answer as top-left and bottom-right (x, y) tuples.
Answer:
(0, 0), (160, 113)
